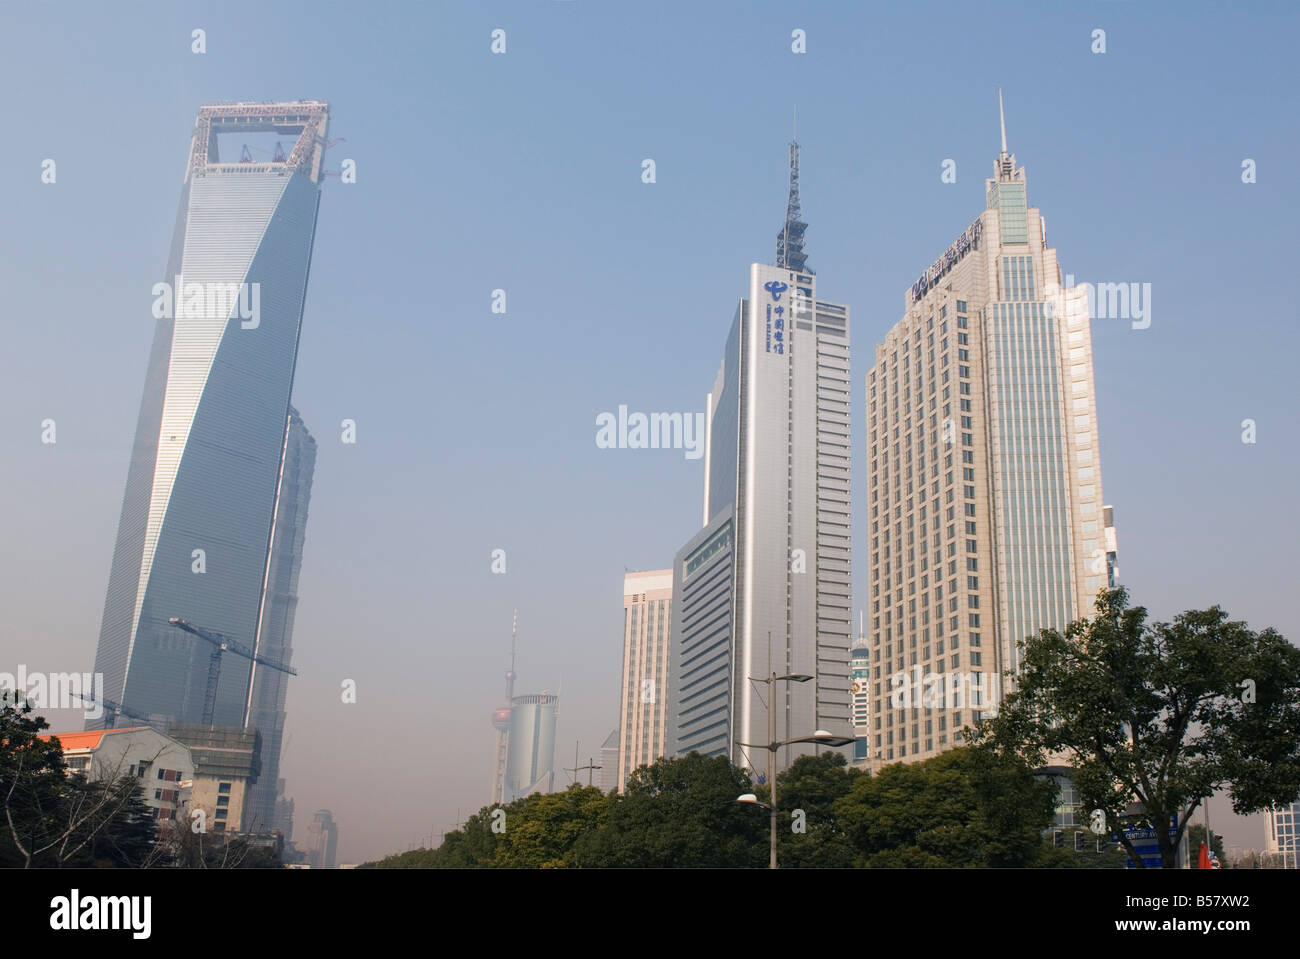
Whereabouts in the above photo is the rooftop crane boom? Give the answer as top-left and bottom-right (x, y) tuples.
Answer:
(80, 695), (151, 728)
(168, 617), (297, 726)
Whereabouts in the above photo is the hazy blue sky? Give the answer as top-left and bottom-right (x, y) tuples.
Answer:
(2, 1), (1296, 862)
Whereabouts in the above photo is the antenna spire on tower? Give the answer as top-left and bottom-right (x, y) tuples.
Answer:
(999, 88), (1007, 154)
(506, 608), (518, 701)
(775, 114), (811, 274)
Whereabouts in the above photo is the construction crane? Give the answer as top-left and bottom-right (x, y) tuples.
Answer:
(81, 695), (151, 728)
(168, 618), (297, 726)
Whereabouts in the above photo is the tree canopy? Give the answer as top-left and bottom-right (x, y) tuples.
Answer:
(969, 587), (1300, 868)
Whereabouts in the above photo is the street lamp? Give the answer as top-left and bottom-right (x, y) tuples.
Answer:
(735, 671), (853, 869)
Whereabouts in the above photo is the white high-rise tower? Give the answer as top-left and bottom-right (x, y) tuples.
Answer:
(669, 139), (852, 775)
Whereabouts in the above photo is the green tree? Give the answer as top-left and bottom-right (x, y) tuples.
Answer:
(1033, 837), (1129, 868)
(0, 695), (69, 867)
(1, 696), (164, 867)
(970, 588), (1300, 869)
(367, 785), (610, 869)
(571, 753), (765, 867)
(1187, 824), (1225, 863)
(64, 775), (158, 867)
(835, 746), (1055, 867)
(773, 752), (863, 867)
(494, 785), (609, 868)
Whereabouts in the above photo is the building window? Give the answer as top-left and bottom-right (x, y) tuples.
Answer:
(218, 783), (232, 795)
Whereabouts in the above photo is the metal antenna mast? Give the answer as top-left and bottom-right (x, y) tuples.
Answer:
(506, 608), (518, 702)
(775, 109), (811, 274)
(490, 610), (519, 805)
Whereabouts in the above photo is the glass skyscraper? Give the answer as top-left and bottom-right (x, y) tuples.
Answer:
(242, 408), (316, 833)
(91, 101), (328, 735)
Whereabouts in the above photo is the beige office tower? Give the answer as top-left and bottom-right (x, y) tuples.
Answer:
(618, 569), (673, 790)
(864, 103), (1118, 769)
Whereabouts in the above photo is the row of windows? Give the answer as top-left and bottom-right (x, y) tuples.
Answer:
(868, 303), (982, 666)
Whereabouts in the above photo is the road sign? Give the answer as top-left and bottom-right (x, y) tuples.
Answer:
(1115, 814), (1179, 869)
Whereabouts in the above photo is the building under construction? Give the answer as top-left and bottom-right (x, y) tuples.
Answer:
(88, 100), (328, 845)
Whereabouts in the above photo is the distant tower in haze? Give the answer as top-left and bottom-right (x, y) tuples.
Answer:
(489, 610), (518, 805)
(486, 611), (559, 803)
(304, 809), (338, 869)
(505, 693), (558, 801)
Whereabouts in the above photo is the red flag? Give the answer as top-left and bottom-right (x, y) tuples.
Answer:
(1198, 841), (1211, 869)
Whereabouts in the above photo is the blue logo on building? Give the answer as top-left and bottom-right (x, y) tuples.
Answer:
(764, 281), (788, 354)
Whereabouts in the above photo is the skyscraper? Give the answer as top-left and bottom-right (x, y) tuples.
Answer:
(242, 408), (316, 833)
(91, 101), (328, 730)
(617, 570), (672, 790)
(863, 97), (1119, 768)
(305, 809), (339, 869)
(505, 694), (558, 801)
(598, 728), (620, 793)
(850, 613), (870, 767)
(668, 140), (852, 774)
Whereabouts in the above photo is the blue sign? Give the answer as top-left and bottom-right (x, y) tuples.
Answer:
(1115, 814), (1179, 869)
(763, 280), (788, 354)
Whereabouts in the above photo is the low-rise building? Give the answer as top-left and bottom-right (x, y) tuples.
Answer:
(43, 727), (194, 824)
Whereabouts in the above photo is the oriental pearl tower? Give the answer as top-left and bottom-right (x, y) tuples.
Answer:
(489, 610), (517, 804)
